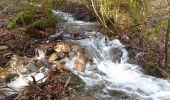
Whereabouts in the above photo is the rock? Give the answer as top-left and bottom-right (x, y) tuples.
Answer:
(74, 53), (87, 72)
(53, 61), (66, 71)
(9, 55), (38, 74)
(0, 45), (8, 50)
(0, 55), (39, 82)
(110, 47), (122, 63)
(48, 51), (66, 62)
(60, 72), (85, 90)
(108, 90), (136, 99)
(121, 35), (130, 43)
(53, 42), (92, 72)
(70, 92), (97, 100)
(54, 42), (71, 52)
(2, 94), (18, 100)
(48, 53), (57, 62)
(23, 63), (38, 74)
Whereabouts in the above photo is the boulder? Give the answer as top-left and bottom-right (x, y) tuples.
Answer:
(53, 42), (92, 72)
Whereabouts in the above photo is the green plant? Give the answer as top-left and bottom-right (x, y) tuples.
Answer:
(7, 0), (59, 30)
(90, 0), (148, 35)
(7, 12), (26, 30)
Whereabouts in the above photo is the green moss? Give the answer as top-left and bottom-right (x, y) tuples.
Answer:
(27, 17), (56, 30)
(7, 12), (26, 30)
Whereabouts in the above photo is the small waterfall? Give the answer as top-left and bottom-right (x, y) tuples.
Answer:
(53, 11), (170, 100)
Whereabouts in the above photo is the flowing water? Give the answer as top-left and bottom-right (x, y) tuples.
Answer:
(52, 11), (170, 100)
(5, 10), (170, 100)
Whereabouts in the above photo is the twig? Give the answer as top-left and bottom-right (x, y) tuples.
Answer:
(64, 76), (71, 88)
(31, 76), (37, 84)
(90, 0), (114, 34)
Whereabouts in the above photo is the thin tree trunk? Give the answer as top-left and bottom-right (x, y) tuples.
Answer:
(164, 11), (170, 67)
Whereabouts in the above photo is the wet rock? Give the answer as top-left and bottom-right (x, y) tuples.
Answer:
(52, 60), (66, 71)
(0, 45), (8, 50)
(0, 55), (38, 82)
(2, 94), (18, 100)
(9, 55), (38, 74)
(0, 65), (17, 82)
(108, 90), (136, 99)
(121, 35), (130, 43)
(53, 42), (92, 72)
(54, 42), (71, 53)
(48, 51), (66, 62)
(60, 72), (85, 90)
(70, 92), (97, 100)
(110, 47), (122, 63)
(70, 85), (106, 100)
(74, 53), (87, 72)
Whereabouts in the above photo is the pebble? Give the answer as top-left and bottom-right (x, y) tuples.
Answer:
(0, 45), (8, 50)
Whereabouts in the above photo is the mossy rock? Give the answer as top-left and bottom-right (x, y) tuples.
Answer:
(26, 17), (57, 39)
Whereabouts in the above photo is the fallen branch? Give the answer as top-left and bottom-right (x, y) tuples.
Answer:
(64, 76), (71, 88)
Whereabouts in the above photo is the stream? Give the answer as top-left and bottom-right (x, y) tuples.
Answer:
(52, 11), (170, 100)
(2, 10), (170, 100)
